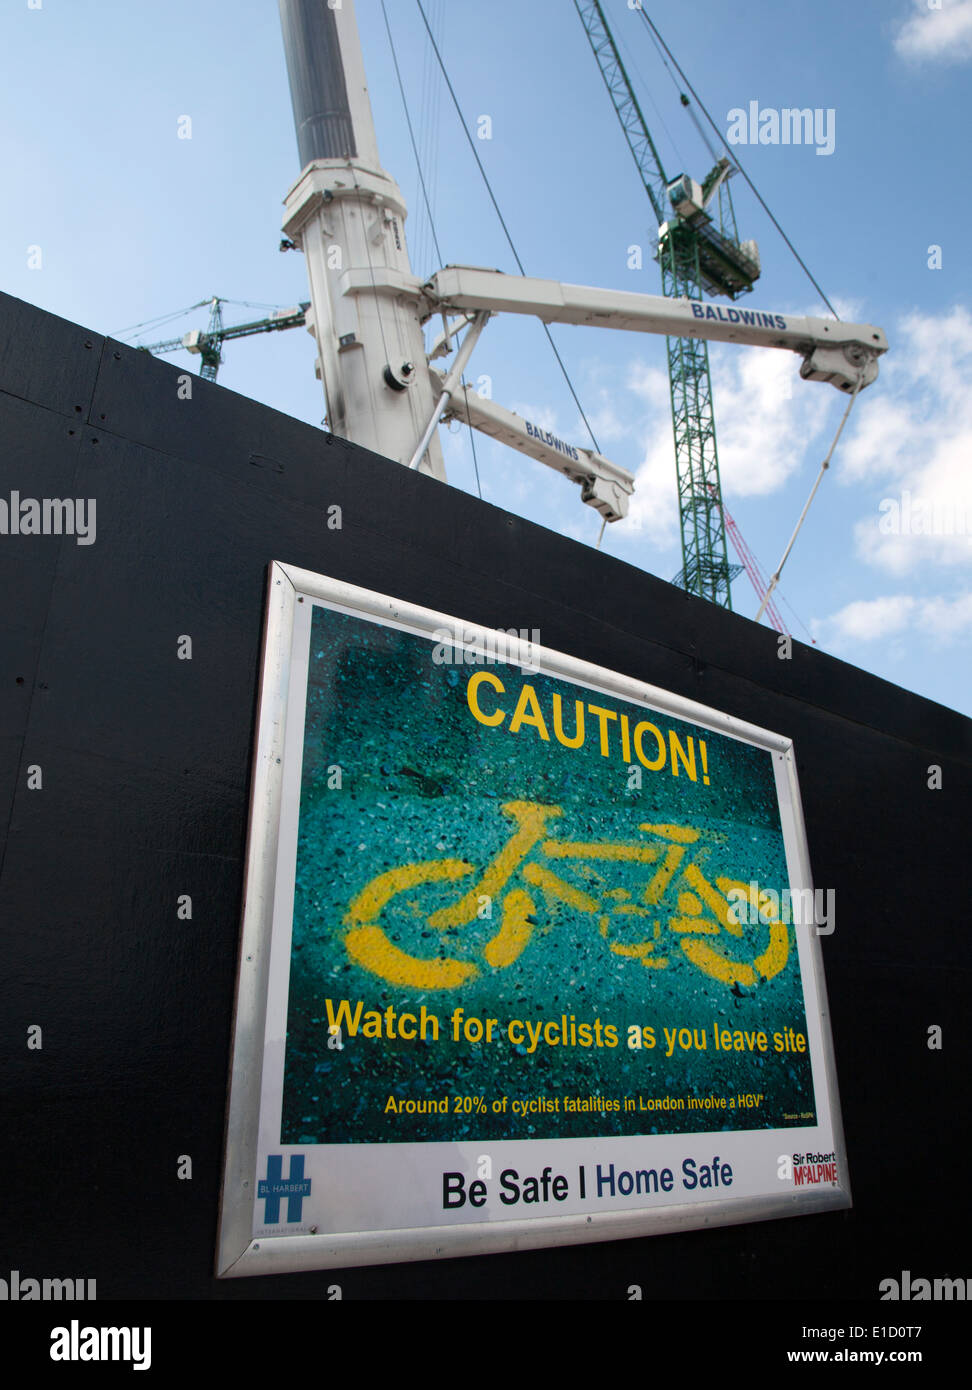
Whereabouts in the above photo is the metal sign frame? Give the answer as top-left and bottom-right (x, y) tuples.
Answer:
(216, 561), (849, 1277)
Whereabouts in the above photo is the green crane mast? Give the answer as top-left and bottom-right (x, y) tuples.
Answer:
(574, 0), (760, 607)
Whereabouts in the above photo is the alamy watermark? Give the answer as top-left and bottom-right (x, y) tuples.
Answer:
(50, 1321), (150, 1371)
(0, 491), (96, 545)
(878, 490), (969, 538)
(880, 1270), (971, 1301)
(431, 626), (541, 673)
(727, 881), (835, 935)
(1, 1269), (96, 1300)
(727, 102), (836, 156)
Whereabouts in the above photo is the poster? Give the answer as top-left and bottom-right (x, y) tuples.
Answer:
(216, 563), (848, 1276)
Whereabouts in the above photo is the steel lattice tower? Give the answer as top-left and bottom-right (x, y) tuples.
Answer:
(575, 0), (760, 608)
(660, 226), (732, 605)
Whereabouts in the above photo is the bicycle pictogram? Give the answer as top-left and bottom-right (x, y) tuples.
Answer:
(343, 800), (789, 992)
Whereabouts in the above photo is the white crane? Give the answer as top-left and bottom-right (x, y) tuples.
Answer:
(277, 1), (886, 529)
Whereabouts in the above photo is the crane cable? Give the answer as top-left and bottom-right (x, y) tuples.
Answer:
(380, 0), (444, 272)
(777, 588), (817, 646)
(413, 0), (443, 274)
(636, 19), (712, 166)
(349, 163), (391, 371)
(111, 299), (210, 340)
(415, 0), (602, 456)
(613, 18), (689, 177)
(682, 94), (720, 168)
(461, 379), (484, 500)
(755, 370), (866, 622)
(634, 7), (841, 321)
(424, 0), (445, 275)
(383, 1), (482, 497)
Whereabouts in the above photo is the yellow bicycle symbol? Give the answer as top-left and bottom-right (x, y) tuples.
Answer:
(343, 800), (789, 991)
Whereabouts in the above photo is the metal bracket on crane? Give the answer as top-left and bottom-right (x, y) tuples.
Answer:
(428, 313), (477, 361)
(407, 311), (491, 472)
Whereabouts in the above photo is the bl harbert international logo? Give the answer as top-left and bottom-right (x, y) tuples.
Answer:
(258, 1154), (312, 1222)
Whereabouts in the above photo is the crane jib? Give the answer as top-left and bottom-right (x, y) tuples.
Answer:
(524, 421), (581, 464)
(691, 304), (787, 331)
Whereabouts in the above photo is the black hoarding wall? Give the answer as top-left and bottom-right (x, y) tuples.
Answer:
(1, 290), (969, 1301)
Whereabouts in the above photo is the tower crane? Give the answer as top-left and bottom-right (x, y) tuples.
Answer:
(274, 1), (885, 545)
(574, 0), (760, 608)
(136, 296), (310, 382)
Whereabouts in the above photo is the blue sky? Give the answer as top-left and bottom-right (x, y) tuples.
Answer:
(3, 0), (970, 714)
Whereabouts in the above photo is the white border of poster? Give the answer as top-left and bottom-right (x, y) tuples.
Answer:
(215, 562), (850, 1277)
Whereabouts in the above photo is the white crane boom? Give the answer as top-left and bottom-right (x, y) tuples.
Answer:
(422, 266), (887, 393)
(431, 368), (635, 523)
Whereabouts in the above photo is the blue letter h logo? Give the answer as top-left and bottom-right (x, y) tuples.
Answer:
(257, 1154), (312, 1223)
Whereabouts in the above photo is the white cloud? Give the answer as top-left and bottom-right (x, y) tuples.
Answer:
(812, 591), (972, 648)
(626, 360), (671, 413)
(494, 295), (891, 562)
(579, 378), (633, 446)
(568, 313), (853, 556)
(654, 295), (864, 504)
(843, 306), (972, 573)
(708, 342), (831, 497)
(921, 591), (972, 637)
(616, 341), (836, 556)
(814, 595), (917, 644)
(615, 361), (680, 550)
(894, 0), (972, 62)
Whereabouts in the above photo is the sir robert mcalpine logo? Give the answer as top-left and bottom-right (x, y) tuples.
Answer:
(792, 1150), (837, 1186)
(257, 1154), (312, 1223)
